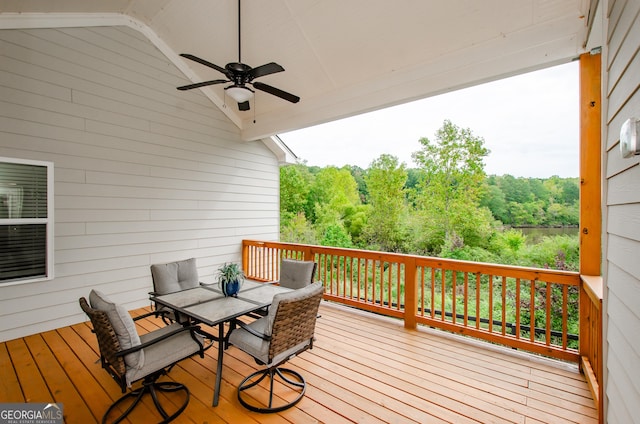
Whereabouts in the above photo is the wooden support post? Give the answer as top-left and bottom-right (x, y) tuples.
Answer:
(579, 50), (603, 424)
(404, 257), (417, 329)
(579, 51), (602, 276)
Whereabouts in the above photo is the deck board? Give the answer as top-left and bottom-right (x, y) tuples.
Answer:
(1, 302), (597, 424)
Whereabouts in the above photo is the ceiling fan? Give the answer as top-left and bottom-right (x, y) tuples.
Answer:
(177, 0), (300, 111)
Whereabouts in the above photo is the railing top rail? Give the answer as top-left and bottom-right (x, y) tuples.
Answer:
(581, 275), (603, 305)
(242, 239), (580, 284)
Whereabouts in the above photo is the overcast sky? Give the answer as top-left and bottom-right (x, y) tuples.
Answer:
(279, 61), (579, 178)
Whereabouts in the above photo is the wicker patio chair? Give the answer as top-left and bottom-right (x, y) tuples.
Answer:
(228, 281), (324, 413)
(79, 290), (205, 423)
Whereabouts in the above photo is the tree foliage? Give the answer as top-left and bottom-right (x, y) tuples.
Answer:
(363, 154), (408, 252)
(410, 120), (491, 254)
(279, 119), (579, 271)
(280, 164), (312, 219)
(481, 175), (579, 226)
(307, 166), (361, 229)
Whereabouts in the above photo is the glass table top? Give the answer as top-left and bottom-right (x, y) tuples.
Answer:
(151, 280), (292, 326)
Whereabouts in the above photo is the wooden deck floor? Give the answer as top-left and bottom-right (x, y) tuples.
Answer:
(1, 301), (597, 424)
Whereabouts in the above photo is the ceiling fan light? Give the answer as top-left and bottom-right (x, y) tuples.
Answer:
(226, 86), (254, 103)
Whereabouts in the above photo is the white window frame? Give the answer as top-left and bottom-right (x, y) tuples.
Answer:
(0, 156), (54, 286)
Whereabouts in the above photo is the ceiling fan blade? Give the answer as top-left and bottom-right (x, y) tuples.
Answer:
(180, 53), (228, 75)
(253, 81), (300, 103)
(248, 62), (285, 79)
(177, 79), (228, 91)
(238, 101), (250, 111)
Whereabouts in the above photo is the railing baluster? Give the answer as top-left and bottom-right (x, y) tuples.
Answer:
(452, 271), (457, 324)
(274, 246), (277, 278)
(430, 268), (436, 319)
(475, 274), (481, 330)
(380, 261), (384, 307)
(563, 284), (568, 350)
(343, 255), (347, 298)
(488, 275), (493, 333)
(365, 259), (370, 304)
(530, 280), (536, 343)
(441, 269), (446, 322)
(419, 266), (425, 317)
(515, 278), (521, 340)
(546, 281), (552, 346)
(501, 276), (507, 336)
(387, 262), (392, 309)
(463, 272), (469, 326)
(377, 261), (382, 306)
(397, 263), (402, 311)
(357, 257), (361, 302)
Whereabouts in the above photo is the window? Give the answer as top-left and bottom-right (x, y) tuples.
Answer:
(0, 157), (54, 285)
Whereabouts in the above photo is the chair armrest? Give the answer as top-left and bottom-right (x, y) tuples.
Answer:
(133, 309), (166, 321)
(116, 324), (202, 357)
(233, 319), (271, 341)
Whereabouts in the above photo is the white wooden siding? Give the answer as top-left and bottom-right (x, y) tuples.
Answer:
(603, 0), (640, 422)
(0, 26), (279, 341)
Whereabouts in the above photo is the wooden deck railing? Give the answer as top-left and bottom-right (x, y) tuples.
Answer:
(242, 239), (603, 417)
(242, 239), (596, 362)
(579, 275), (603, 421)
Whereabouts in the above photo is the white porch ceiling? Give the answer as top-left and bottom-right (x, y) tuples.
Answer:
(0, 0), (597, 141)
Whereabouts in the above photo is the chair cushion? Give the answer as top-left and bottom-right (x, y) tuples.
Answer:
(228, 318), (271, 364)
(150, 258), (199, 294)
(279, 259), (316, 289)
(125, 323), (204, 385)
(89, 290), (143, 370)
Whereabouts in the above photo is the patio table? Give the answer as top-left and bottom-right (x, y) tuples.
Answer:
(150, 279), (292, 406)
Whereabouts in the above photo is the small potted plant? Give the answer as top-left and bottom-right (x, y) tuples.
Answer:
(216, 262), (244, 297)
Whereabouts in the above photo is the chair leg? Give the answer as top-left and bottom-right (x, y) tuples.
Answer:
(102, 373), (189, 424)
(237, 367), (306, 413)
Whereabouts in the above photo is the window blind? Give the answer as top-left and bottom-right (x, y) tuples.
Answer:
(0, 161), (49, 283)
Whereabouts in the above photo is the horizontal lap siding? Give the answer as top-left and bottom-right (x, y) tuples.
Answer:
(0, 26), (279, 341)
(603, 0), (640, 422)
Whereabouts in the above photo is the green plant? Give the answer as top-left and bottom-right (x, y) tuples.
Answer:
(216, 262), (244, 296)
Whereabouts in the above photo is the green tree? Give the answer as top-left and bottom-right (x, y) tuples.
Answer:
(363, 154), (408, 252)
(480, 182), (508, 223)
(561, 178), (579, 204)
(500, 174), (531, 204)
(411, 120), (491, 254)
(543, 176), (564, 204)
(405, 168), (425, 191)
(507, 201), (545, 226)
(528, 178), (549, 203)
(343, 204), (370, 246)
(280, 164), (312, 221)
(347, 165), (368, 203)
(306, 166), (360, 232)
(320, 223), (353, 248)
(280, 212), (317, 244)
(487, 228), (527, 264)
